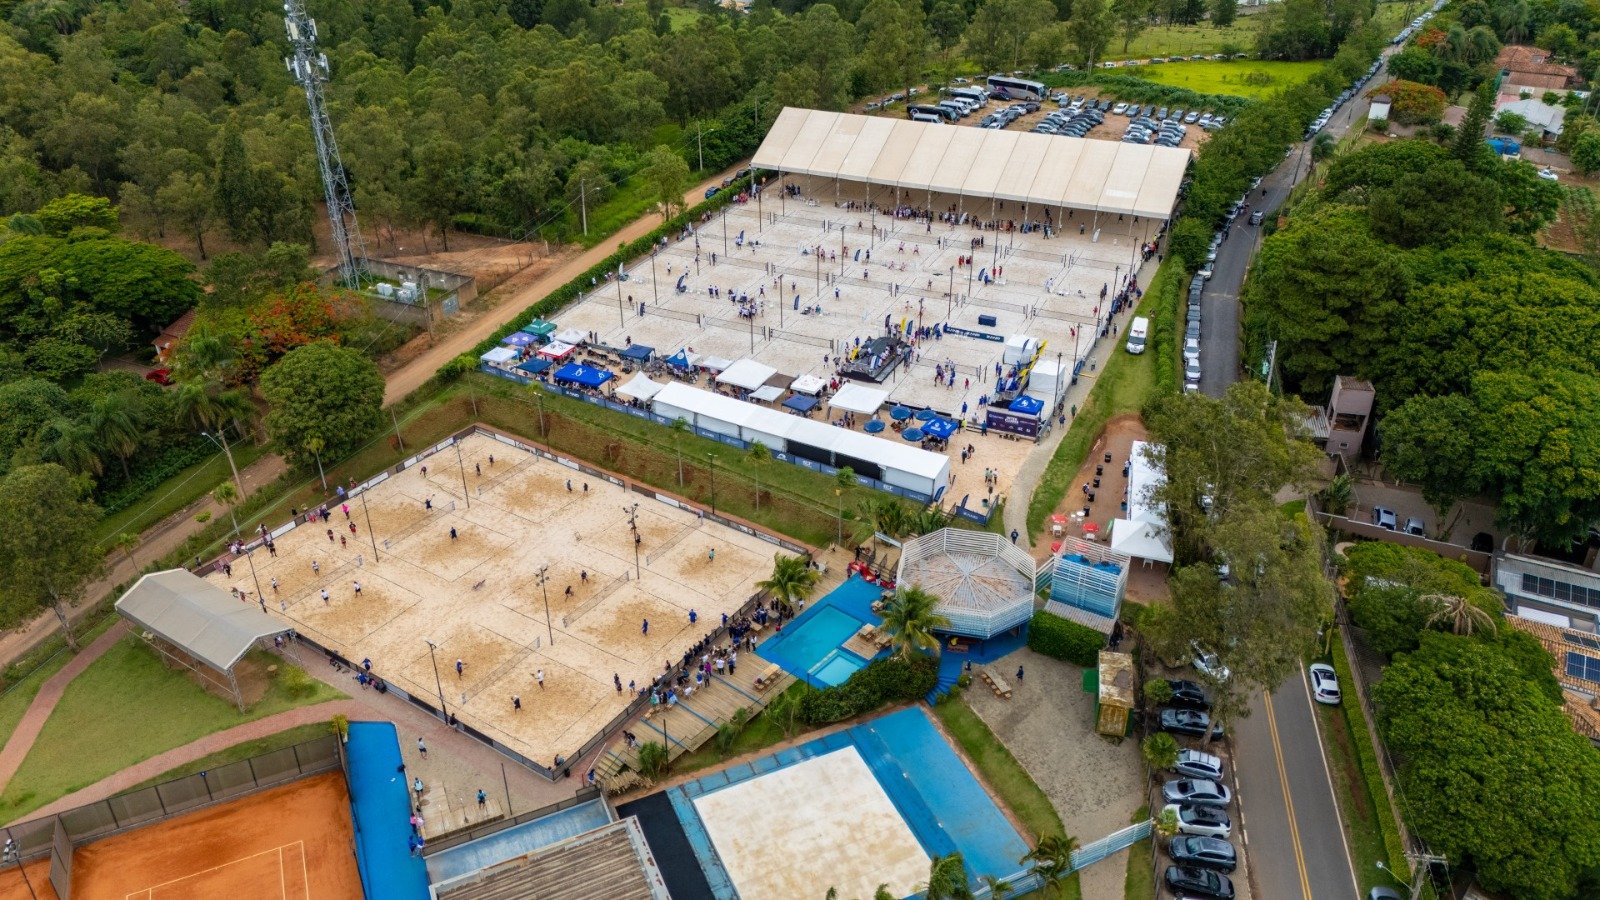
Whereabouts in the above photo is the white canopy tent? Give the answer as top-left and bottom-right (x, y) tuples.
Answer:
(616, 374), (665, 402)
(791, 374), (827, 396)
(829, 383), (889, 415)
(1110, 440), (1173, 564)
(1109, 519), (1173, 565)
(750, 384), (784, 403)
(480, 347), (518, 364)
(716, 358), (778, 391)
(553, 328), (587, 345)
(753, 107), (1191, 220)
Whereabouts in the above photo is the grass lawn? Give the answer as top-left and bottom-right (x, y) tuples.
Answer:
(933, 697), (1083, 900)
(92, 439), (270, 547)
(0, 637), (343, 823)
(0, 614), (124, 748)
(1124, 59), (1324, 99)
(122, 721), (334, 792)
(1110, 17), (1268, 61)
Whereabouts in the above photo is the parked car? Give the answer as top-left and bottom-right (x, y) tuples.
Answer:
(1368, 889), (1404, 900)
(1164, 804), (1232, 838)
(1172, 749), (1223, 780)
(1166, 679), (1211, 709)
(1372, 506), (1397, 530)
(1163, 778), (1232, 808)
(144, 368), (173, 385)
(704, 186), (721, 199)
(1165, 865), (1236, 899)
(1189, 643), (1230, 682)
(1184, 358), (1201, 383)
(1403, 517), (1425, 536)
(1169, 835), (1237, 872)
(1309, 663), (1341, 705)
(1248, 210), (1264, 226)
(1159, 708), (1220, 738)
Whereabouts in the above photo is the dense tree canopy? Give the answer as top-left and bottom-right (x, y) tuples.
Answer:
(260, 341), (385, 469)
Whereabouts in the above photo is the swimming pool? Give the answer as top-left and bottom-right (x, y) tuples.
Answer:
(813, 650), (867, 686)
(761, 604), (871, 687)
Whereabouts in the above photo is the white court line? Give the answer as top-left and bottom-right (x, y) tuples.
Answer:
(125, 840), (304, 900)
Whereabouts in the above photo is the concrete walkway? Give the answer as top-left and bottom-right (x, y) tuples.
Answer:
(0, 622), (130, 793)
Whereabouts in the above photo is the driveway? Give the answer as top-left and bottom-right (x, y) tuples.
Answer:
(1347, 480), (1502, 548)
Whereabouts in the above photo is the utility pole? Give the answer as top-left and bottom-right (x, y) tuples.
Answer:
(284, 0), (366, 288)
(623, 503), (641, 579)
(455, 441), (471, 509)
(580, 179), (588, 236)
(360, 487), (379, 561)
(696, 123), (705, 171)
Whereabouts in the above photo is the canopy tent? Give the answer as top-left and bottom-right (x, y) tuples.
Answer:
(790, 374), (827, 396)
(1110, 519), (1173, 564)
(700, 355), (734, 372)
(715, 358), (777, 391)
(1111, 440), (1173, 564)
(116, 570), (290, 711)
(665, 349), (696, 369)
(480, 347), (519, 364)
(783, 394), (819, 413)
(923, 418), (958, 439)
(619, 344), (656, 361)
(749, 384), (784, 403)
(501, 332), (536, 347)
(515, 358), (553, 376)
(553, 327), (587, 345)
(553, 363), (614, 388)
(538, 341), (577, 360)
(1009, 395), (1045, 416)
(616, 373), (665, 402)
(523, 319), (556, 337)
(829, 383), (889, 415)
(753, 107), (1191, 220)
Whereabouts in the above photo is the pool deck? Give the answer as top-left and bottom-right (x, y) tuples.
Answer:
(755, 576), (890, 687)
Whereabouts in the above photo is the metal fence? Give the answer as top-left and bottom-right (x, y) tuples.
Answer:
(1071, 819), (1153, 870)
(2, 735), (340, 864)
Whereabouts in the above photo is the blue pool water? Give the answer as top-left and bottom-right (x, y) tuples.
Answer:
(757, 576), (886, 686)
(426, 799), (612, 883)
(814, 650), (867, 685)
(345, 722), (430, 900)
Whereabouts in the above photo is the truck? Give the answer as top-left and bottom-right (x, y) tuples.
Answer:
(1125, 316), (1149, 354)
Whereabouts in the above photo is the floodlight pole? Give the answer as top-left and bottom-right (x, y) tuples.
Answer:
(624, 503), (641, 579)
(454, 441), (471, 508)
(360, 487), (379, 561)
(423, 639), (448, 722)
(534, 565), (554, 645)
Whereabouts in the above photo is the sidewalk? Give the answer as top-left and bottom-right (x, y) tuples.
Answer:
(0, 622), (129, 792)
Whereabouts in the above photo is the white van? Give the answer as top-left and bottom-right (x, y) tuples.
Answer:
(1125, 316), (1149, 354)
(950, 86), (989, 108)
(910, 109), (945, 124)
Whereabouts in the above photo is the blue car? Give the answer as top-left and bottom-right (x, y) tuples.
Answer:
(704, 186), (721, 200)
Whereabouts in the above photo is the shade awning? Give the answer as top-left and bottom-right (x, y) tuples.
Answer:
(553, 327), (587, 345)
(480, 347), (519, 364)
(616, 373), (665, 401)
(750, 384), (784, 403)
(923, 418), (958, 439)
(116, 570), (289, 672)
(538, 341), (577, 360)
(716, 358), (777, 391)
(830, 383), (889, 415)
(501, 332), (536, 347)
(700, 355), (734, 372)
(515, 358), (553, 376)
(523, 319), (556, 337)
(666, 349), (696, 369)
(1110, 518), (1173, 563)
(791, 374), (827, 396)
(1009, 395), (1045, 416)
(784, 394), (819, 412)
(620, 344), (655, 361)
(553, 363), (613, 388)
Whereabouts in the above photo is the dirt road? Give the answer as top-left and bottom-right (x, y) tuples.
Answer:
(383, 169), (738, 404)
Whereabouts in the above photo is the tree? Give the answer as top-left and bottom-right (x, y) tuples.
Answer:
(834, 466), (855, 544)
(1421, 593), (1496, 637)
(410, 139), (467, 251)
(1021, 834), (1078, 892)
(156, 171), (213, 258)
(26, 417), (101, 477)
(965, 0), (1055, 72)
(669, 417), (689, 484)
(1452, 79), (1495, 163)
(756, 553), (818, 611)
(1378, 393), (1479, 524)
(213, 125), (257, 241)
(642, 146), (691, 222)
(923, 852), (973, 900)
(1571, 130), (1600, 175)
(260, 343), (385, 471)
(1066, 0), (1111, 69)
(1342, 542), (1503, 658)
(1368, 158), (1501, 248)
(1142, 732), (1180, 770)
(857, 0), (927, 108)
(1112, 0), (1150, 54)
(747, 440), (771, 512)
(927, 0), (969, 74)
(1208, 0), (1236, 28)
(1494, 110), (1528, 135)
(0, 379), (72, 478)
(1375, 631), (1600, 899)
(0, 464), (103, 645)
(35, 193), (118, 236)
(878, 586), (950, 658)
(173, 377), (253, 493)
(212, 479), (242, 536)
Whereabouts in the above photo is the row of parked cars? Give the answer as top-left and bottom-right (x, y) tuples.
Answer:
(1390, 2), (1442, 45)
(1122, 115), (1187, 147)
(1032, 104), (1104, 137)
(1150, 677), (1239, 899)
(981, 101), (1040, 129)
(1305, 58), (1385, 140)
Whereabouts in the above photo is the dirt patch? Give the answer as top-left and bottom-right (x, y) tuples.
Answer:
(1042, 413), (1151, 543)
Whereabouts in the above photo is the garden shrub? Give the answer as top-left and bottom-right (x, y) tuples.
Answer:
(1027, 609), (1105, 666)
(798, 654), (939, 725)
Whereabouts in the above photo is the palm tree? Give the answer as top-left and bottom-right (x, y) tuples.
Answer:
(979, 875), (1013, 899)
(873, 884), (895, 900)
(879, 586), (950, 659)
(908, 504), (949, 537)
(669, 417), (689, 485)
(212, 480), (242, 537)
(173, 322), (237, 382)
(305, 435), (328, 491)
(747, 441), (770, 513)
(1421, 593), (1496, 636)
(34, 417), (102, 476)
(175, 377), (252, 495)
(858, 496), (910, 541)
(87, 392), (146, 480)
(757, 553), (818, 613)
(924, 852), (972, 900)
(113, 531), (140, 573)
(1021, 833), (1078, 893)
(834, 466), (855, 545)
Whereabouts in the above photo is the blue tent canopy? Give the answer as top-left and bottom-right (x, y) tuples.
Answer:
(1009, 395), (1045, 416)
(783, 395), (819, 413)
(620, 344), (655, 361)
(665, 350), (692, 369)
(501, 331), (536, 347)
(923, 418), (957, 439)
(553, 363), (614, 388)
(515, 358), (553, 375)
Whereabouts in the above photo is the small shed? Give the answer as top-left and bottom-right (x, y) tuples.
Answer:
(1368, 95), (1392, 122)
(1095, 650), (1136, 737)
(152, 308), (197, 364)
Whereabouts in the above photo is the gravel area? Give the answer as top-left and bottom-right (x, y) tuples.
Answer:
(961, 647), (1144, 900)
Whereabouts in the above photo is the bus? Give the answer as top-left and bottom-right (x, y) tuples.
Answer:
(986, 75), (1046, 101)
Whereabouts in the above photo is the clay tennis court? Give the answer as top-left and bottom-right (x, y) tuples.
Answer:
(206, 431), (791, 767)
(67, 772), (360, 900)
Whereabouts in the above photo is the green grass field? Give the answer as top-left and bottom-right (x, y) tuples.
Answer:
(0, 637), (342, 823)
(1122, 59), (1324, 99)
(1110, 17), (1268, 61)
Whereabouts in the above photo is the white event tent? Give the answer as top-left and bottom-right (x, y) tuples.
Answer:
(1110, 440), (1173, 565)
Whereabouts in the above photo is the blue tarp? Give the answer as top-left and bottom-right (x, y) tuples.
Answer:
(620, 344), (655, 361)
(553, 363), (614, 387)
(666, 350), (692, 369)
(783, 394), (818, 412)
(345, 722), (429, 900)
(515, 358), (553, 375)
(1009, 395), (1044, 416)
(923, 418), (957, 439)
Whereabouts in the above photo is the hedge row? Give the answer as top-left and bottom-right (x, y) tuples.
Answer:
(1327, 638), (1411, 877)
(1027, 609), (1105, 667)
(797, 654), (939, 725)
(1144, 262), (1185, 398)
(97, 437), (214, 516)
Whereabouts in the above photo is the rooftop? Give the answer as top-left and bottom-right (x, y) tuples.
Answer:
(434, 818), (666, 900)
(1494, 45), (1578, 79)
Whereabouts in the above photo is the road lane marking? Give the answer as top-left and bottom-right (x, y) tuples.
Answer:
(1265, 691), (1314, 899)
(1302, 662), (1362, 896)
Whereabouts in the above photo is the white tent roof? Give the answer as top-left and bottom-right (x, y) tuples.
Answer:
(716, 358), (777, 391)
(750, 384), (784, 403)
(1110, 518), (1174, 564)
(553, 327), (587, 345)
(754, 108), (1190, 219)
(701, 355), (734, 372)
(480, 347), (518, 363)
(829, 383), (889, 415)
(791, 374), (827, 396)
(116, 570), (289, 671)
(1126, 440), (1166, 525)
(616, 374), (665, 402)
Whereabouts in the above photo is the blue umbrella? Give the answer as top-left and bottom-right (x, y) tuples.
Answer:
(914, 408), (937, 422)
(889, 406), (913, 421)
(901, 427), (924, 441)
(863, 419), (886, 434)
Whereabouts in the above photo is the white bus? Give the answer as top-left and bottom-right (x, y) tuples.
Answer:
(986, 75), (1046, 101)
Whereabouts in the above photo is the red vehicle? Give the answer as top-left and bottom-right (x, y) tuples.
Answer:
(144, 368), (172, 385)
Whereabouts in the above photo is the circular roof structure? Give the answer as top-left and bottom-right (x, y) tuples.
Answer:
(896, 528), (1037, 639)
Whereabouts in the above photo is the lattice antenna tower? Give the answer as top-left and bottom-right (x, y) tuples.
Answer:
(283, 0), (366, 288)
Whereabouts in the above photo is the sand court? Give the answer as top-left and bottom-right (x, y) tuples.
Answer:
(208, 431), (789, 766)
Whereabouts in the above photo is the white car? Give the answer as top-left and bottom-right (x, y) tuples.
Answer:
(1184, 358), (1201, 383)
(1309, 663), (1341, 705)
(1537, 167), (1559, 181)
(1163, 803), (1232, 838)
(1184, 338), (1200, 363)
(1190, 642), (1230, 682)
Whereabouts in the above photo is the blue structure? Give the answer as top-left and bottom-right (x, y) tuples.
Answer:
(757, 576), (887, 687)
(425, 799), (612, 883)
(345, 721), (430, 900)
(552, 363), (614, 388)
(1046, 537), (1130, 634)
